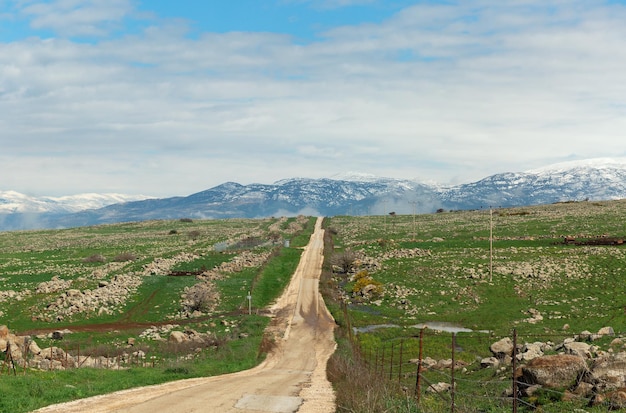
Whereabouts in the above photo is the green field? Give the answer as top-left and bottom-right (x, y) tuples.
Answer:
(0, 216), (314, 412)
(3, 200), (626, 412)
(324, 200), (626, 412)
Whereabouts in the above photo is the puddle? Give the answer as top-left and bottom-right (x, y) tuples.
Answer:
(353, 324), (400, 334)
(352, 322), (491, 335)
(410, 321), (490, 334)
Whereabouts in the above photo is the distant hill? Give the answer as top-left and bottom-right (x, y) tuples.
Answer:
(2, 158), (626, 231)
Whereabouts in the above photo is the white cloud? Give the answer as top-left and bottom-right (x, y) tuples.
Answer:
(18, 0), (135, 37)
(2, 1), (626, 196)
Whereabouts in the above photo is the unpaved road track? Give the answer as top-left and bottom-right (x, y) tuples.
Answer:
(34, 217), (336, 413)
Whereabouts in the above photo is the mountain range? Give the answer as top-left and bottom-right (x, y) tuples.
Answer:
(2, 158), (626, 232)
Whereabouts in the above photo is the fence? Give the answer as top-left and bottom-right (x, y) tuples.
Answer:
(339, 302), (623, 412)
(0, 334), (224, 376)
(346, 328), (626, 413)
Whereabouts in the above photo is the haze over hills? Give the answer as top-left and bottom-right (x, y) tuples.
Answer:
(2, 158), (626, 231)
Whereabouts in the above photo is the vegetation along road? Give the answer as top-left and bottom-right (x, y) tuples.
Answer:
(33, 217), (337, 413)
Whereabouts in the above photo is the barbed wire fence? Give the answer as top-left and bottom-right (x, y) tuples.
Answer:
(338, 300), (623, 412)
(350, 327), (624, 412)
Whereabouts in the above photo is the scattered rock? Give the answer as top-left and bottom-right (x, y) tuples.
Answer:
(518, 354), (588, 389)
(427, 382), (452, 393)
(490, 337), (514, 360)
(169, 331), (188, 344)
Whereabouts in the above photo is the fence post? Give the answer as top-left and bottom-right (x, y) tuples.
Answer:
(415, 328), (425, 402)
(451, 333), (456, 413)
(23, 338), (29, 374)
(512, 328), (518, 413)
(375, 348), (379, 377)
(389, 343), (394, 380)
(398, 339), (403, 382)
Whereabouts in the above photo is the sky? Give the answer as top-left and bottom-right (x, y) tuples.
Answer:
(2, 0), (626, 197)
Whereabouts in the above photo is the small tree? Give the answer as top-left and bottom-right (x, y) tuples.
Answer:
(183, 283), (218, 313)
(331, 249), (357, 274)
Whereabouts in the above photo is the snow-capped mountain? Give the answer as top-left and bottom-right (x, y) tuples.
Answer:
(0, 191), (154, 214)
(2, 158), (626, 231)
(439, 158), (626, 209)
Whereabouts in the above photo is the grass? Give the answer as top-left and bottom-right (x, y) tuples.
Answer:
(0, 216), (314, 412)
(0, 316), (269, 413)
(323, 200), (626, 412)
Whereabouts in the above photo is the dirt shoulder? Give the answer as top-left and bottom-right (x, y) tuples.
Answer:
(33, 217), (336, 413)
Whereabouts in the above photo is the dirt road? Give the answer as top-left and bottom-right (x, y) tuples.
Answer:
(34, 217), (337, 413)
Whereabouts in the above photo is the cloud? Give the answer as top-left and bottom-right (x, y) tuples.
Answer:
(284, 0), (377, 9)
(2, 1), (626, 196)
(17, 0), (135, 37)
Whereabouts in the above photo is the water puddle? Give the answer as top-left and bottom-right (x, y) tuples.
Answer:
(352, 321), (491, 335)
(410, 321), (490, 334)
(353, 324), (400, 334)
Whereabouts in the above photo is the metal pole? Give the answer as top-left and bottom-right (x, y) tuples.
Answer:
(389, 342), (394, 380)
(451, 333), (456, 413)
(416, 328), (425, 402)
(490, 208), (493, 282)
(513, 328), (518, 413)
(398, 339), (403, 382)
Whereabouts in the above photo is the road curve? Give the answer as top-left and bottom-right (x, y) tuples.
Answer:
(33, 217), (336, 413)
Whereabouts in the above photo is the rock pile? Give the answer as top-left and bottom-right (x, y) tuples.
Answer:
(40, 273), (143, 321)
(481, 326), (626, 407)
(35, 253), (200, 322)
(0, 325), (169, 371)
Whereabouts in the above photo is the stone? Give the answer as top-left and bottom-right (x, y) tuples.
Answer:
(590, 352), (626, 391)
(29, 339), (42, 355)
(564, 341), (592, 358)
(490, 337), (514, 359)
(426, 382), (452, 393)
(169, 331), (188, 344)
(519, 354), (588, 389)
(481, 356), (499, 369)
(51, 331), (64, 340)
(598, 326), (615, 337)
(518, 342), (544, 361)
(590, 389), (626, 409)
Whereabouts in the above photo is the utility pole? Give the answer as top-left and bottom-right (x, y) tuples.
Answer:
(489, 207), (493, 282)
(409, 201), (418, 241)
(383, 200), (387, 235)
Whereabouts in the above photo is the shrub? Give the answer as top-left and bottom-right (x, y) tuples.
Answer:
(83, 254), (106, 263)
(183, 283), (218, 313)
(113, 252), (137, 262)
(331, 249), (357, 274)
(352, 270), (383, 297)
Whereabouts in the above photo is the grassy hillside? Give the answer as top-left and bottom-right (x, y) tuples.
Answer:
(324, 200), (626, 412)
(0, 216), (314, 412)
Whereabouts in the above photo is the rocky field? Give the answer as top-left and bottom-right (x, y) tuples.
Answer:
(326, 200), (626, 411)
